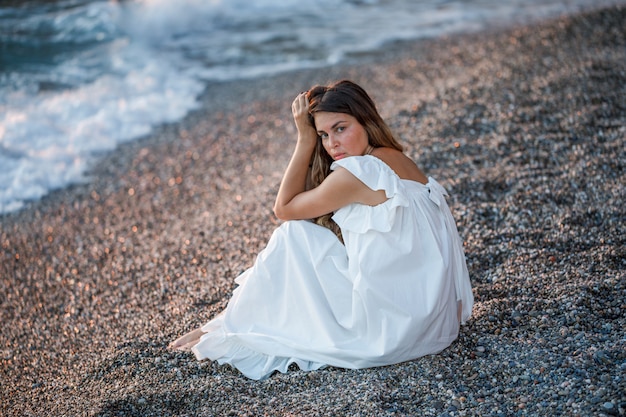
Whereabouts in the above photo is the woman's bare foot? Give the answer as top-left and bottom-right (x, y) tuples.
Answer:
(169, 327), (206, 351)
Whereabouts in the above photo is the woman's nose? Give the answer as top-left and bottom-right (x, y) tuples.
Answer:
(328, 135), (339, 147)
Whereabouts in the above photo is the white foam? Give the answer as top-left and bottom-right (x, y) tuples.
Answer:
(0, 36), (203, 213)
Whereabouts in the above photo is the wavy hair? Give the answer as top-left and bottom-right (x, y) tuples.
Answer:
(305, 80), (403, 240)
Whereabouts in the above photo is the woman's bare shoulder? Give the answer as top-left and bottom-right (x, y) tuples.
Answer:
(370, 147), (427, 184)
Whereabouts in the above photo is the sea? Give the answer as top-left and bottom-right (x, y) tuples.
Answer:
(0, 0), (622, 214)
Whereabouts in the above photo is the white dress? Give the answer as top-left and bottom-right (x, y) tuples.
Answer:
(192, 155), (473, 380)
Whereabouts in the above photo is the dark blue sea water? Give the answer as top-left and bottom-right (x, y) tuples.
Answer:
(0, 0), (622, 213)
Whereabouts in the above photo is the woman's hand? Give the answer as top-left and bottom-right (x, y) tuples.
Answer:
(291, 92), (317, 142)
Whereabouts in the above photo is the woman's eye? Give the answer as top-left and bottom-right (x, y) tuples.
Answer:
(336, 126), (345, 133)
(319, 133), (328, 139)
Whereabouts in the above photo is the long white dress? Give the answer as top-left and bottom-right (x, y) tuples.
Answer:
(192, 155), (473, 380)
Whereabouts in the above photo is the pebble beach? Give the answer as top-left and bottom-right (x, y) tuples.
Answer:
(1, 4), (625, 416)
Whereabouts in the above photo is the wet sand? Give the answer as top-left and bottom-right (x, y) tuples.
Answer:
(1, 5), (625, 416)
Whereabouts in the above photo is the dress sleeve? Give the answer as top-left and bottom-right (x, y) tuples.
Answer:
(330, 156), (409, 233)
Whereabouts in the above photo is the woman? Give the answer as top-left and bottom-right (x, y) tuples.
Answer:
(171, 80), (473, 380)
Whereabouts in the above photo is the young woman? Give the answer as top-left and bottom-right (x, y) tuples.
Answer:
(171, 80), (474, 380)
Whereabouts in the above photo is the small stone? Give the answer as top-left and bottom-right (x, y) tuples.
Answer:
(603, 402), (614, 411)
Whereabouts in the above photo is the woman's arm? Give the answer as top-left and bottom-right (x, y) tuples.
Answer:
(273, 93), (318, 218)
(274, 167), (386, 220)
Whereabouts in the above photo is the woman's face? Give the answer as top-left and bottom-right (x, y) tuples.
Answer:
(313, 112), (369, 161)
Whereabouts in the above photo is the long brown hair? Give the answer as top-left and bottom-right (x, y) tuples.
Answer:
(305, 80), (403, 240)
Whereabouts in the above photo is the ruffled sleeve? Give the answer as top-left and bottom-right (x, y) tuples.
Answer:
(330, 156), (409, 233)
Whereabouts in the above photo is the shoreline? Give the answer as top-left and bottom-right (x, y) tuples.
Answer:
(2, 5), (625, 416)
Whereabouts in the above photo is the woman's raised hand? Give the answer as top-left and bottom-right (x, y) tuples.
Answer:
(291, 92), (317, 142)
(275, 92), (320, 217)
